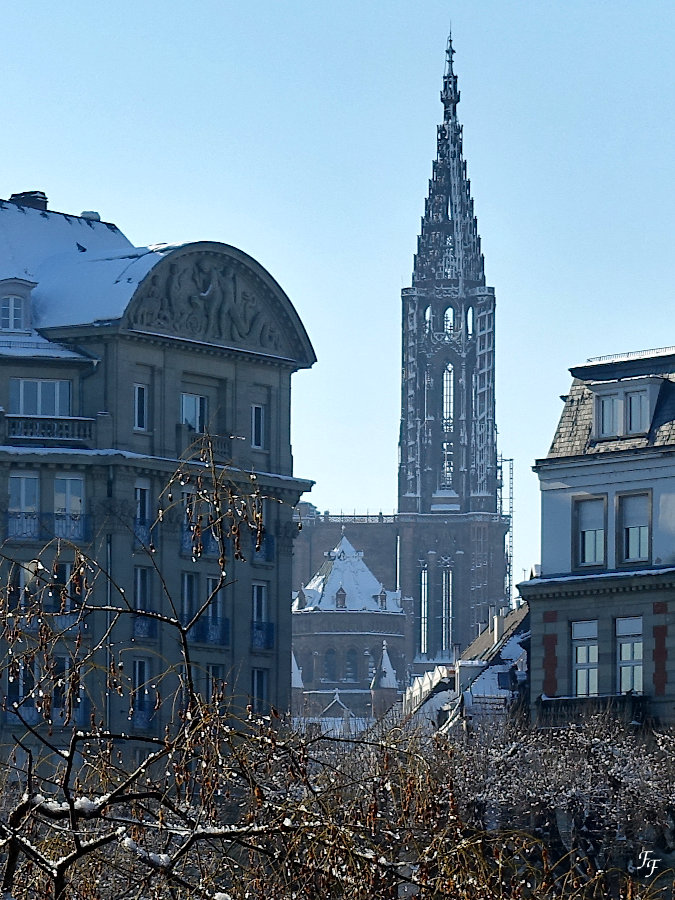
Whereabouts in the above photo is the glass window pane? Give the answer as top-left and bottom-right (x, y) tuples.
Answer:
(23, 381), (38, 415)
(588, 645), (598, 664)
(572, 620), (598, 640)
(617, 616), (642, 636)
(40, 381), (56, 416)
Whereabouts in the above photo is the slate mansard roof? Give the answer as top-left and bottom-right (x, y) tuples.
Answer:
(0, 195), (315, 368)
(542, 348), (675, 463)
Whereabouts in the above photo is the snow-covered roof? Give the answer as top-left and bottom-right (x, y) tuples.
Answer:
(292, 535), (402, 613)
(0, 198), (175, 328)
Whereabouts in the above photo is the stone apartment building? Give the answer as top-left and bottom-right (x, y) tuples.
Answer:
(0, 190), (315, 744)
(520, 348), (675, 724)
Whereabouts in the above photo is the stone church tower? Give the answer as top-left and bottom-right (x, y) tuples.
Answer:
(396, 34), (508, 662)
(293, 33), (509, 673)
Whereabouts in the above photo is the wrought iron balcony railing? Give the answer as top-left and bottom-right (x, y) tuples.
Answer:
(190, 617), (230, 646)
(132, 614), (159, 640)
(6, 513), (90, 542)
(251, 620), (275, 651)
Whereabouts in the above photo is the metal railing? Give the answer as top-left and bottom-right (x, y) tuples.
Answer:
(6, 513), (90, 542)
(251, 621), (275, 651)
(190, 617), (230, 646)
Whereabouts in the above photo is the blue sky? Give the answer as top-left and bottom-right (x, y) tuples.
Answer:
(3, 1), (674, 589)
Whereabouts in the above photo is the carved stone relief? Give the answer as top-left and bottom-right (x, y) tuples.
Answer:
(127, 252), (285, 353)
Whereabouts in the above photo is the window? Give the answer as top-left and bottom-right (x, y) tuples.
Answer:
(251, 667), (269, 713)
(598, 395), (620, 437)
(134, 567), (152, 611)
(135, 482), (150, 525)
(1, 296), (26, 331)
(181, 393), (207, 433)
(8, 474), (39, 538)
(48, 562), (78, 613)
(52, 655), (72, 715)
(619, 493), (650, 564)
(442, 364), (454, 429)
(572, 620), (598, 697)
(345, 648), (358, 682)
(626, 391), (648, 434)
(132, 658), (152, 711)
(206, 664), (223, 701)
(8, 659), (39, 706)
(252, 582), (268, 622)
(466, 306), (474, 337)
(10, 378), (71, 417)
(616, 617), (643, 694)
(323, 649), (337, 682)
(576, 497), (605, 567)
(419, 565), (428, 655)
(251, 404), (265, 449)
(134, 384), (148, 431)
(181, 573), (198, 625)
(443, 306), (454, 333)
(54, 476), (83, 539)
(441, 568), (452, 654)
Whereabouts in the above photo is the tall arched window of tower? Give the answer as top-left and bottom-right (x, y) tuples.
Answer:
(444, 306), (454, 333)
(423, 306), (432, 333)
(466, 307), (474, 338)
(442, 364), (454, 430)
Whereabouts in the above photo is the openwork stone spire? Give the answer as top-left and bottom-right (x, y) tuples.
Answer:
(412, 33), (485, 289)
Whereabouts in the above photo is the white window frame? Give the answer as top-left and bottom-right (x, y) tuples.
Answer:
(135, 481), (151, 525)
(576, 497), (605, 567)
(572, 620), (599, 697)
(8, 473), (40, 538)
(134, 567), (152, 611)
(619, 493), (650, 564)
(616, 617), (643, 694)
(181, 392), (207, 434)
(251, 404), (265, 449)
(10, 378), (71, 416)
(1, 296), (26, 331)
(54, 476), (84, 540)
(625, 390), (648, 434)
(133, 384), (148, 431)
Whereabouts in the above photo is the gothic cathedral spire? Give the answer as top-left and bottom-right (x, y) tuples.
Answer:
(399, 31), (497, 517)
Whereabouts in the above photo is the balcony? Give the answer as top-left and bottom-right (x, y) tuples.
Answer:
(132, 614), (159, 640)
(535, 693), (648, 727)
(3, 697), (90, 727)
(250, 532), (275, 564)
(6, 513), (90, 543)
(181, 522), (220, 557)
(251, 620), (275, 651)
(190, 616), (230, 646)
(134, 518), (157, 551)
(130, 699), (155, 731)
(5, 415), (96, 448)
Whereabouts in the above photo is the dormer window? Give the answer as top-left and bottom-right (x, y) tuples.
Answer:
(335, 586), (346, 609)
(591, 377), (660, 440)
(598, 395), (620, 437)
(1, 296), (26, 331)
(626, 391), (648, 434)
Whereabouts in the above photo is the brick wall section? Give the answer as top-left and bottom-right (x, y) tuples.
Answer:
(543, 610), (557, 623)
(543, 633), (558, 695)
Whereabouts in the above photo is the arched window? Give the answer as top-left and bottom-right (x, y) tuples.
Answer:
(419, 566), (428, 655)
(323, 649), (337, 682)
(442, 364), (454, 429)
(304, 653), (314, 683)
(423, 306), (432, 331)
(466, 306), (474, 338)
(345, 648), (358, 682)
(443, 306), (454, 333)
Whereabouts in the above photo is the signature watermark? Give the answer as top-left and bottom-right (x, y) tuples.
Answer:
(631, 848), (659, 878)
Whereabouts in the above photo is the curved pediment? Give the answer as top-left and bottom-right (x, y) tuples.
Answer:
(123, 242), (315, 368)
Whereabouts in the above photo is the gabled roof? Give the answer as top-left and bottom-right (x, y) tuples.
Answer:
(292, 535), (402, 613)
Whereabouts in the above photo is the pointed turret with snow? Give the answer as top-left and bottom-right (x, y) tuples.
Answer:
(370, 640), (399, 719)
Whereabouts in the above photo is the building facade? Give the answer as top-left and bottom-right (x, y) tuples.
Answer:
(0, 190), (315, 744)
(520, 348), (675, 724)
(293, 34), (509, 670)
